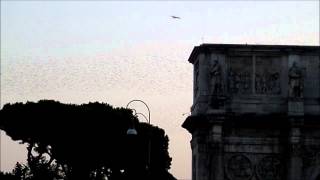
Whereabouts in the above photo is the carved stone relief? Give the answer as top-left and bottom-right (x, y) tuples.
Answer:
(255, 56), (282, 95)
(301, 56), (319, 98)
(226, 154), (253, 180)
(228, 69), (251, 94)
(227, 56), (253, 95)
(255, 72), (281, 94)
(303, 145), (320, 168)
(227, 56), (283, 95)
(256, 156), (282, 180)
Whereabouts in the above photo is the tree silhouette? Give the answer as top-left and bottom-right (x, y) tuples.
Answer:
(0, 171), (19, 180)
(0, 100), (176, 180)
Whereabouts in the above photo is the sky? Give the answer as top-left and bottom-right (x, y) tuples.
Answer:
(0, 1), (319, 179)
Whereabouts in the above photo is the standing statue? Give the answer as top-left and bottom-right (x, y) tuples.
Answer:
(194, 68), (199, 96)
(289, 62), (303, 98)
(210, 59), (222, 95)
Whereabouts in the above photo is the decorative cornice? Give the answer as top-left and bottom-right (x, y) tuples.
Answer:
(182, 113), (320, 133)
(188, 44), (320, 64)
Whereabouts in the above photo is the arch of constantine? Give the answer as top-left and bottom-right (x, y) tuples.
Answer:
(183, 44), (320, 180)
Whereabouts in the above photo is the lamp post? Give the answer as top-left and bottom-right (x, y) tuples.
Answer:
(126, 99), (151, 171)
(126, 99), (150, 124)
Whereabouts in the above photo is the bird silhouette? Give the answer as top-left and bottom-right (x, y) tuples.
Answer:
(171, 16), (181, 19)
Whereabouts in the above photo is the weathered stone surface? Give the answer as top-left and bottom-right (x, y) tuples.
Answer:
(183, 44), (320, 180)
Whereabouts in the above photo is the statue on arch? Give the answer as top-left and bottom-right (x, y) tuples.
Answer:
(210, 59), (223, 95)
(289, 62), (304, 98)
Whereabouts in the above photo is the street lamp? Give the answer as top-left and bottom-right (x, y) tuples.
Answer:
(125, 99), (151, 170)
(126, 127), (138, 136)
(126, 99), (150, 124)
(126, 108), (138, 135)
(126, 109), (149, 136)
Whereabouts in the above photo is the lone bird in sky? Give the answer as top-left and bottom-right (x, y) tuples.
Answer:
(171, 15), (181, 19)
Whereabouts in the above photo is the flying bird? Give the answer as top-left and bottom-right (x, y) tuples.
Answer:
(171, 16), (181, 19)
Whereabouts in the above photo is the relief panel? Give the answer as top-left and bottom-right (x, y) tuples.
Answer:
(225, 154), (254, 180)
(255, 56), (282, 95)
(227, 56), (253, 95)
(256, 156), (283, 180)
(301, 56), (320, 98)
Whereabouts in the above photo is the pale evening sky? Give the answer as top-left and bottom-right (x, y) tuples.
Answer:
(0, 1), (319, 179)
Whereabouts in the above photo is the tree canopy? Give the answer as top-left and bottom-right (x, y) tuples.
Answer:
(0, 100), (175, 180)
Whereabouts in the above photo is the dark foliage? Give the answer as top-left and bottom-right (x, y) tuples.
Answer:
(0, 171), (20, 180)
(0, 100), (176, 180)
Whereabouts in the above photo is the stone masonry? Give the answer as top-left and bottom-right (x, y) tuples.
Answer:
(182, 44), (320, 180)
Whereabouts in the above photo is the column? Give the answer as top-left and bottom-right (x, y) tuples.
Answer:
(287, 54), (303, 180)
(191, 129), (211, 180)
(287, 120), (303, 180)
(209, 120), (224, 180)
